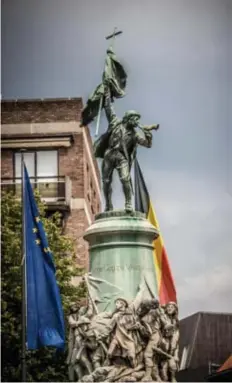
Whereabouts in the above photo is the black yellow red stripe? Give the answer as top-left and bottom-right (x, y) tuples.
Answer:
(134, 159), (177, 304)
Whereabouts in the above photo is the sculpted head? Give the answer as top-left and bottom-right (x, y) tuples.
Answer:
(137, 298), (160, 317)
(115, 297), (129, 311)
(70, 302), (80, 313)
(122, 110), (141, 128)
(165, 302), (178, 317)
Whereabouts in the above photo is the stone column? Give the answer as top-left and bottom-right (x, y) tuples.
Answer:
(84, 210), (159, 312)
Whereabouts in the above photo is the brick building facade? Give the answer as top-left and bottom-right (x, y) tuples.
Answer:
(1, 98), (101, 270)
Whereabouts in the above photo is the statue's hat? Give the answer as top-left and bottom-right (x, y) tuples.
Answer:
(123, 110), (141, 121)
(114, 297), (129, 308)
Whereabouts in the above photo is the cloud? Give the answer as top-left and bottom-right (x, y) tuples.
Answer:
(179, 264), (232, 302)
(178, 264), (232, 318)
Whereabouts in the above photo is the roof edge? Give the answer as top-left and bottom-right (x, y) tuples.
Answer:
(1, 97), (83, 103)
(181, 311), (232, 321)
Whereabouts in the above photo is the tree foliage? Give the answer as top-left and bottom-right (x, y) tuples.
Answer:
(1, 191), (87, 382)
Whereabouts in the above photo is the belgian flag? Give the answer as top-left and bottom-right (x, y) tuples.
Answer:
(134, 158), (177, 304)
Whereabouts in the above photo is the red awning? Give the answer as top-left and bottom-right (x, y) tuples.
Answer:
(217, 355), (232, 372)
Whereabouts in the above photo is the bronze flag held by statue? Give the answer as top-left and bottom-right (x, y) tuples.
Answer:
(80, 28), (126, 132)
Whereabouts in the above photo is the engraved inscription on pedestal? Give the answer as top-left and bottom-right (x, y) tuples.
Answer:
(92, 264), (154, 273)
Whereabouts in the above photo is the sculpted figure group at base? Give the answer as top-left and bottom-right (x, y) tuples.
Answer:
(67, 297), (179, 382)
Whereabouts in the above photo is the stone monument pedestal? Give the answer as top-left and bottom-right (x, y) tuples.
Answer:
(67, 210), (179, 382)
(84, 210), (159, 312)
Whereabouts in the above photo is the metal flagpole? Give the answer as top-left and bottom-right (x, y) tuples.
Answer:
(95, 94), (104, 137)
(94, 27), (123, 137)
(21, 150), (27, 382)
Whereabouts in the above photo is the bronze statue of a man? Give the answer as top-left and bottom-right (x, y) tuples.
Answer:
(94, 84), (159, 212)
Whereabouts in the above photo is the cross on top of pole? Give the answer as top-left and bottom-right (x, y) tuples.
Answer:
(105, 27), (123, 49)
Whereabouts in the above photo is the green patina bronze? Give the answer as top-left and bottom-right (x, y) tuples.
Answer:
(84, 210), (159, 312)
(93, 87), (159, 212)
(81, 30), (159, 213)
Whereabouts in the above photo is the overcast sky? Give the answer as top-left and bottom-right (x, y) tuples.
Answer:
(2, 0), (232, 318)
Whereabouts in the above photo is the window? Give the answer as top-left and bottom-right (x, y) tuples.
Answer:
(15, 150), (58, 179)
(37, 151), (58, 180)
(15, 150), (58, 199)
(15, 152), (35, 181)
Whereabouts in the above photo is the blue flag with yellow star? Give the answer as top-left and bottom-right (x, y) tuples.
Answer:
(24, 165), (65, 349)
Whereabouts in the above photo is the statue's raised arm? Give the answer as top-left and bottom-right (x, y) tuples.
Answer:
(135, 124), (160, 149)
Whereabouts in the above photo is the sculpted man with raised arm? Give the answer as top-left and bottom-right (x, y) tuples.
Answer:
(93, 84), (159, 212)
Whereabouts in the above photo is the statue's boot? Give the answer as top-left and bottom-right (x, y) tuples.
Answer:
(74, 365), (83, 381)
(142, 367), (153, 382)
(160, 365), (168, 382)
(84, 358), (94, 375)
(68, 365), (75, 382)
(166, 365), (177, 382)
(103, 181), (113, 211)
(122, 180), (133, 212)
(128, 355), (136, 369)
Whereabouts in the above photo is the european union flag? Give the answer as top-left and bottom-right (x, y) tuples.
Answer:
(24, 165), (65, 349)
